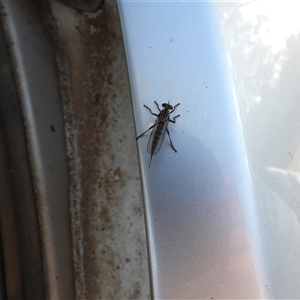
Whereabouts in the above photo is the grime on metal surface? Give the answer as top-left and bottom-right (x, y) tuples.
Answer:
(136, 101), (180, 167)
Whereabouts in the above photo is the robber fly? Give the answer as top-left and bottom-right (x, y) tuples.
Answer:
(136, 101), (180, 167)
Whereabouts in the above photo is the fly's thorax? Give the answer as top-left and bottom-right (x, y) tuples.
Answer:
(158, 108), (171, 122)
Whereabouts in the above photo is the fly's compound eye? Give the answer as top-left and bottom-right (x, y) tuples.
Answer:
(162, 103), (173, 110)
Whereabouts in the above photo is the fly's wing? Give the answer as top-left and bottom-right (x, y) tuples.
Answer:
(147, 121), (167, 156)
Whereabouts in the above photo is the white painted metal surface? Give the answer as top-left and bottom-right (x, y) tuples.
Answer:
(118, 1), (300, 299)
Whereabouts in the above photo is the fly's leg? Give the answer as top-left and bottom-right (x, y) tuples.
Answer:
(144, 105), (158, 116)
(170, 102), (180, 114)
(136, 123), (157, 140)
(166, 128), (177, 152)
(169, 114), (180, 123)
(154, 101), (161, 111)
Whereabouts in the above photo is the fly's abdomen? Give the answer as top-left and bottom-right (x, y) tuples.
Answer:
(148, 121), (166, 156)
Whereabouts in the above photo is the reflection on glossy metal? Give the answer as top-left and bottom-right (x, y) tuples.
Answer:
(136, 101), (180, 167)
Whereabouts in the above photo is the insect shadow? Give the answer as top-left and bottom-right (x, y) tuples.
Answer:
(136, 101), (180, 167)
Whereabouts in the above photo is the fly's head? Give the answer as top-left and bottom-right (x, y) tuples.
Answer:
(160, 103), (173, 121)
(162, 103), (173, 110)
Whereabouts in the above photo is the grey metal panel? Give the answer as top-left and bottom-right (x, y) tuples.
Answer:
(1, 2), (75, 299)
(118, 1), (263, 298)
(47, 1), (150, 299)
(1, 0), (151, 298)
(0, 22), (45, 299)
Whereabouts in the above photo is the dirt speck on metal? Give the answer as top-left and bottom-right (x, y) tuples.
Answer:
(48, 1), (150, 299)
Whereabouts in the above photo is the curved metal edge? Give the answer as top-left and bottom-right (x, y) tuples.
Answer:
(0, 1), (75, 299)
